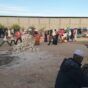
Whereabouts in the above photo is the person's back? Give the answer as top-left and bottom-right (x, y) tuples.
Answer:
(55, 58), (83, 88)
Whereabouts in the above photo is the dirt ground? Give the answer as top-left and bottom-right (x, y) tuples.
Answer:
(0, 42), (88, 88)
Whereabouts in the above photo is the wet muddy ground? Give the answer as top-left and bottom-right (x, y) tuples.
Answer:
(0, 43), (88, 88)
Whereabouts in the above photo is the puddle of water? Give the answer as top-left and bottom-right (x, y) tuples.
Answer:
(0, 54), (16, 66)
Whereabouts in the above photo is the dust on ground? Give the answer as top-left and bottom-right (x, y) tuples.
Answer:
(0, 42), (88, 88)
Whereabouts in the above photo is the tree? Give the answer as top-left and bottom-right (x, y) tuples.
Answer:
(29, 26), (35, 31)
(11, 24), (20, 32)
(0, 23), (4, 30)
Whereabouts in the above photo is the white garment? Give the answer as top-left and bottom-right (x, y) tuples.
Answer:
(28, 29), (32, 31)
(63, 33), (67, 38)
(11, 29), (14, 34)
(52, 30), (56, 36)
(3, 36), (7, 41)
(8, 30), (11, 37)
(68, 31), (71, 36)
(74, 49), (84, 57)
(74, 30), (77, 40)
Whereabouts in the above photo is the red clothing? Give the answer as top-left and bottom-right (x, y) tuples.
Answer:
(15, 31), (21, 39)
(59, 29), (65, 36)
(34, 34), (41, 45)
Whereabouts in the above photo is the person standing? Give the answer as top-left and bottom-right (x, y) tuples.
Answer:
(55, 50), (88, 88)
(70, 29), (74, 42)
(34, 32), (41, 45)
(52, 29), (58, 45)
(74, 28), (77, 41)
(48, 30), (53, 45)
(44, 31), (48, 42)
(48, 33), (52, 45)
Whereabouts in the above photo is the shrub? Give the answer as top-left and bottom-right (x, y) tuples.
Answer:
(0, 23), (4, 30)
(11, 24), (20, 32)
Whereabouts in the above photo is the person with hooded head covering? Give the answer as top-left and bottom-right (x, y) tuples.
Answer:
(55, 49), (88, 88)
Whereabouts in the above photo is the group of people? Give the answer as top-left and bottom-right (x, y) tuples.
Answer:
(0, 28), (88, 88)
(44, 29), (58, 45)
(0, 28), (42, 47)
(44, 28), (77, 45)
(0, 29), (22, 46)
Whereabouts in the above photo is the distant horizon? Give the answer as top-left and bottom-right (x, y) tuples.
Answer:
(0, 15), (88, 18)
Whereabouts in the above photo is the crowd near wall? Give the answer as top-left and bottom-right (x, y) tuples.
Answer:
(0, 16), (88, 30)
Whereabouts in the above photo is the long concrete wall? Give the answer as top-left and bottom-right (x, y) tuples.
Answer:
(0, 16), (88, 30)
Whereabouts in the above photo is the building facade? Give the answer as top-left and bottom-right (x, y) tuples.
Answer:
(0, 16), (88, 30)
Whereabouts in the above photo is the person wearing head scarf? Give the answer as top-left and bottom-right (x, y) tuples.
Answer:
(55, 50), (88, 88)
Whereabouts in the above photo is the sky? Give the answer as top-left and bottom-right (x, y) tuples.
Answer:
(0, 0), (88, 16)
